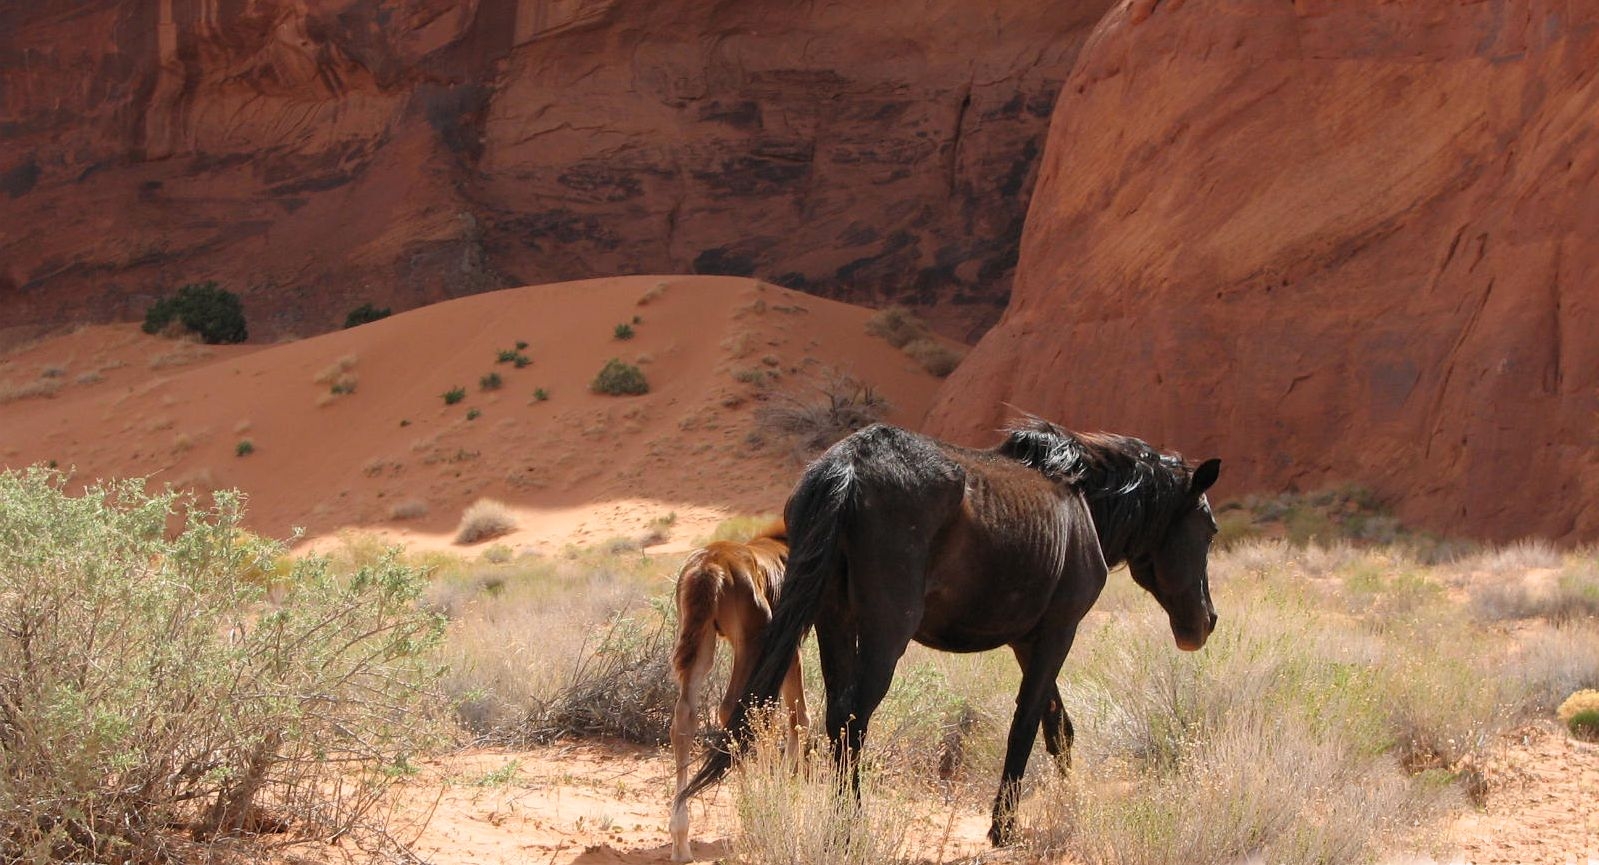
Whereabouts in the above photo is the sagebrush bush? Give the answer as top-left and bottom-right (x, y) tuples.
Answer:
(902, 337), (964, 377)
(343, 303), (391, 328)
(864, 305), (930, 349)
(0, 468), (445, 862)
(455, 497), (517, 544)
(591, 358), (649, 396)
(142, 281), (248, 344)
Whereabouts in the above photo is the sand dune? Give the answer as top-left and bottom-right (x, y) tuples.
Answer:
(0, 275), (960, 552)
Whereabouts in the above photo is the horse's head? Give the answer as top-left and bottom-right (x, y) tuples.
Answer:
(1128, 458), (1220, 651)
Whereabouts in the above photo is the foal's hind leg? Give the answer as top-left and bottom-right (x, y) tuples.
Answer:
(670, 629), (717, 862)
(779, 652), (808, 766)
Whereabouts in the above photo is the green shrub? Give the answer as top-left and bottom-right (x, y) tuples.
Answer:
(142, 281), (248, 344)
(466, 408), (481, 421)
(613, 322), (635, 340)
(442, 386), (466, 405)
(0, 468), (445, 861)
(591, 359), (649, 396)
(496, 349), (519, 363)
(343, 303), (391, 328)
(480, 372), (503, 391)
(235, 439), (255, 457)
(533, 388), (549, 402)
(1558, 689), (1599, 741)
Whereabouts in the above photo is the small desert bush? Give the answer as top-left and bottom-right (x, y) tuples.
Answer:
(533, 387), (549, 402)
(142, 281), (248, 344)
(235, 438), (254, 457)
(389, 498), (429, 521)
(864, 305), (931, 349)
(343, 302), (391, 328)
(455, 498), (517, 544)
(442, 386), (466, 405)
(591, 358), (649, 396)
(1557, 689), (1599, 741)
(479, 371), (502, 391)
(753, 372), (890, 457)
(902, 337), (964, 377)
(0, 468), (446, 862)
(613, 322), (635, 340)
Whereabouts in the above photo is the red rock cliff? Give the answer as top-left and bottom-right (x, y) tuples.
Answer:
(0, 0), (1110, 343)
(927, 0), (1599, 541)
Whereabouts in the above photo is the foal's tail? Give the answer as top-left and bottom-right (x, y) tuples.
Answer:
(671, 552), (722, 682)
(677, 454), (855, 804)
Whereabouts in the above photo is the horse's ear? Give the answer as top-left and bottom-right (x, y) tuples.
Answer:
(1190, 458), (1221, 495)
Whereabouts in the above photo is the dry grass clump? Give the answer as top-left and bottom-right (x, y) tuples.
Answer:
(1458, 538), (1564, 573)
(0, 376), (63, 403)
(864, 306), (965, 377)
(864, 305), (931, 349)
(902, 337), (964, 377)
(1470, 553), (1599, 624)
(147, 340), (212, 370)
(753, 372), (890, 457)
(732, 718), (913, 865)
(454, 497), (517, 544)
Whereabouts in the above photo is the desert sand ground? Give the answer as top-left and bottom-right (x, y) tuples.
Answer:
(2, 276), (1595, 864)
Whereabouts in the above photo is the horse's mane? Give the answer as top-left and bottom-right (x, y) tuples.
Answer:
(995, 416), (1191, 563)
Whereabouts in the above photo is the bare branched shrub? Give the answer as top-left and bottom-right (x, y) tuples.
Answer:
(430, 548), (675, 743)
(0, 468), (446, 863)
(455, 498), (517, 544)
(533, 605), (676, 744)
(753, 372), (890, 458)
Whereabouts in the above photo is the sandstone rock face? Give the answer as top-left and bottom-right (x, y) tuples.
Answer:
(0, 0), (1110, 343)
(928, 0), (1599, 541)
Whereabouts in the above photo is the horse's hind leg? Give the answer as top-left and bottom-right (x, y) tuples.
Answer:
(670, 629), (716, 862)
(1012, 643), (1074, 775)
(1041, 682), (1074, 775)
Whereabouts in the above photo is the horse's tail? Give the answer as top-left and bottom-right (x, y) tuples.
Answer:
(677, 454), (855, 804)
(671, 551), (723, 683)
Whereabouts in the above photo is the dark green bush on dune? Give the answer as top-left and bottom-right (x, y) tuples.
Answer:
(142, 281), (248, 344)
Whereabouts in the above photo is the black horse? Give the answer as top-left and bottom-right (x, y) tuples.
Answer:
(678, 418), (1221, 847)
